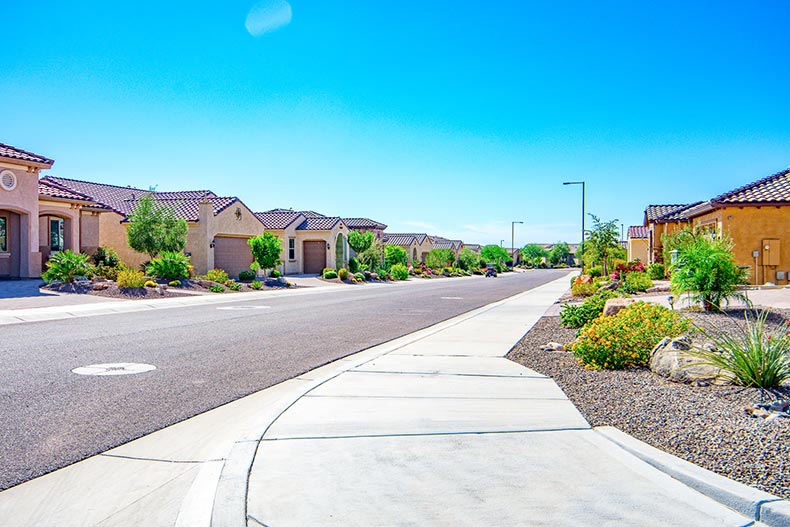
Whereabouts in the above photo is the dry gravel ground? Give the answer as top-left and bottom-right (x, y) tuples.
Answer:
(507, 307), (790, 499)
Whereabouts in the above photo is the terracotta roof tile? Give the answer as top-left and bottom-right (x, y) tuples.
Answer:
(713, 168), (790, 204)
(384, 234), (418, 246)
(627, 225), (649, 239)
(0, 142), (54, 166)
(343, 217), (387, 230)
(255, 209), (304, 229)
(645, 203), (701, 223)
(297, 216), (340, 230)
(38, 180), (93, 202)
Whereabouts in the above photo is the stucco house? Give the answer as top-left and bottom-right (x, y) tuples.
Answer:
(680, 168), (790, 286)
(343, 217), (387, 241)
(627, 225), (649, 263)
(255, 209), (351, 274)
(382, 233), (433, 264)
(41, 176), (264, 277)
(642, 203), (701, 264)
(430, 236), (464, 257)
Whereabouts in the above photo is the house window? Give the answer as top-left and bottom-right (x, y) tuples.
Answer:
(0, 217), (6, 252)
(288, 238), (295, 260)
(50, 218), (64, 251)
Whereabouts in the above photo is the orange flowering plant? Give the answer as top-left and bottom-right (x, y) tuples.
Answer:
(568, 301), (690, 370)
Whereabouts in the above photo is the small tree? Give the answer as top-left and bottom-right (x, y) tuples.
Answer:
(384, 245), (408, 268)
(670, 233), (748, 311)
(481, 244), (509, 266)
(248, 232), (283, 276)
(126, 194), (188, 259)
(457, 247), (479, 270)
(348, 230), (374, 256)
(520, 244), (548, 267)
(585, 214), (620, 277)
(548, 242), (571, 265)
(426, 249), (456, 269)
(358, 236), (384, 271)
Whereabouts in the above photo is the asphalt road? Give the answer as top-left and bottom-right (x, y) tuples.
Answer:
(0, 269), (571, 489)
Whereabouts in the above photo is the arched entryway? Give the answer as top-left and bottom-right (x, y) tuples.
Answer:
(38, 212), (76, 268)
(0, 209), (22, 278)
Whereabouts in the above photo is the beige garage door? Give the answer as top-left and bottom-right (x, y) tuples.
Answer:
(213, 236), (254, 279)
(303, 240), (326, 274)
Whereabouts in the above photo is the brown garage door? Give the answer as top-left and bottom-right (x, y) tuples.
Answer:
(213, 236), (254, 279)
(303, 240), (326, 274)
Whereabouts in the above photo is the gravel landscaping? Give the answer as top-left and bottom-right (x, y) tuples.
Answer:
(507, 307), (790, 499)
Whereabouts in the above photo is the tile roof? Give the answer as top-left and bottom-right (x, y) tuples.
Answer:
(0, 142), (54, 166)
(384, 233), (418, 246)
(38, 180), (94, 202)
(255, 209), (304, 229)
(297, 216), (341, 231)
(681, 201), (715, 218)
(343, 217), (387, 230)
(41, 176), (248, 223)
(644, 203), (701, 223)
(627, 225), (649, 239)
(712, 168), (790, 204)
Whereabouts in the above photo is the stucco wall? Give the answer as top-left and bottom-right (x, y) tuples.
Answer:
(96, 211), (148, 270)
(628, 238), (649, 263)
(648, 221), (688, 264)
(0, 164), (41, 277)
(693, 206), (790, 285)
(79, 211), (101, 253)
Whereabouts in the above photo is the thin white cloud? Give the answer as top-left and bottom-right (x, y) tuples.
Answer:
(245, 0), (292, 37)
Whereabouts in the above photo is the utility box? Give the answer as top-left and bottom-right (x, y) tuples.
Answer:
(763, 239), (781, 266)
(777, 271), (786, 281)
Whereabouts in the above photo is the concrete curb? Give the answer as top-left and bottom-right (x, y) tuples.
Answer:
(596, 426), (790, 527)
(209, 275), (572, 527)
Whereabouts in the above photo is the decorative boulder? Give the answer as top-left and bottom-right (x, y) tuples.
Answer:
(646, 285), (670, 293)
(578, 274), (593, 284)
(539, 342), (566, 352)
(92, 282), (109, 291)
(649, 336), (734, 386)
(600, 280), (620, 291)
(603, 298), (634, 317)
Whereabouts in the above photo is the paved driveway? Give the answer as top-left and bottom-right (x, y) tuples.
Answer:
(0, 280), (119, 310)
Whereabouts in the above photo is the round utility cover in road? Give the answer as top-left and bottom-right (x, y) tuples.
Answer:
(72, 363), (156, 376)
(441, 297), (463, 300)
(216, 305), (271, 310)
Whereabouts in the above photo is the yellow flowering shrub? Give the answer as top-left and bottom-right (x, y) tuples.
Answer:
(568, 301), (690, 370)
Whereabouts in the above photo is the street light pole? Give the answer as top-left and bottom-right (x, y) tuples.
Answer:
(563, 181), (586, 265)
(511, 221), (523, 264)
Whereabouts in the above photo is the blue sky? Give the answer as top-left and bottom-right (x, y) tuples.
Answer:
(4, 1), (789, 247)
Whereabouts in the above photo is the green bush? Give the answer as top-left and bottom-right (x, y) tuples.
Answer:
(571, 282), (597, 297)
(204, 268), (229, 284)
(239, 269), (256, 281)
(384, 245), (408, 268)
(92, 246), (121, 268)
(670, 234), (748, 311)
(647, 263), (665, 280)
(42, 250), (95, 283)
(208, 284), (225, 293)
(560, 289), (618, 329)
(426, 249), (456, 269)
(146, 251), (190, 281)
(587, 265), (602, 278)
(323, 270), (338, 279)
(338, 268), (349, 280)
(689, 310), (790, 388)
(227, 281), (242, 291)
(168, 280), (181, 287)
(250, 279), (263, 290)
(145, 280), (158, 288)
(348, 257), (359, 274)
(390, 263), (409, 280)
(569, 302), (690, 369)
(269, 269), (281, 278)
(621, 272), (653, 294)
(457, 248), (479, 270)
(354, 272), (365, 281)
(117, 269), (146, 288)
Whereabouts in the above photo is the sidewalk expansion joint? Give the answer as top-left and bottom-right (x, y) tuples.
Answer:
(261, 427), (592, 442)
(100, 453), (225, 464)
(351, 369), (547, 379)
(247, 514), (271, 527)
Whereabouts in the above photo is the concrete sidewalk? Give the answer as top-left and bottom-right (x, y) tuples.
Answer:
(1, 275), (788, 526)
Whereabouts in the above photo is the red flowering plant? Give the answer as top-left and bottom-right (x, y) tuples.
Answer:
(611, 260), (646, 280)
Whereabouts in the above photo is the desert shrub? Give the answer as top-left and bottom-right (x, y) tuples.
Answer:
(250, 279), (263, 290)
(413, 267), (423, 275)
(689, 310), (790, 388)
(209, 284), (225, 293)
(647, 263), (666, 280)
(670, 234), (748, 311)
(587, 265), (602, 278)
(621, 272), (653, 294)
(569, 302), (690, 369)
(426, 249), (456, 269)
(472, 268), (483, 275)
(168, 280), (181, 287)
(117, 269), (146, 288)
(571, 282), (597, 297)
(338, 268), (349, 280)
(269, 269), (282, 278)
(354, 272), (365, 281)
(248, 232), (283, 276)
(42, 250), (95, 283)
(227, 281), (242, 291)
(322, 268), (334, 276)
(146, 251), (190, 281)
(384, 245), (408, 268)
(560, 289), (618, 329)
(204, 268), (229, 284)
(390, 263), (409, 281)
(323, 270), (338, 279)
(92, 246), (121, 268)
(348, 257), (359, 274)
(145, 280), (158, 288)
(239, 269), (256, 281)
(457, 248), (479, 270)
